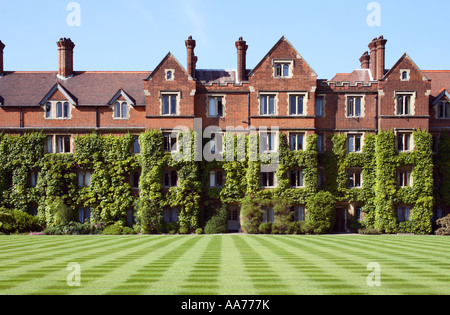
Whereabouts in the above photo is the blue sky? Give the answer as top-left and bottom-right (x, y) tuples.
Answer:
(0, 0), (449, 79)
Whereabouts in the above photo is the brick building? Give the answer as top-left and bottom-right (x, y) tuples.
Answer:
(0, 35), (448, 233)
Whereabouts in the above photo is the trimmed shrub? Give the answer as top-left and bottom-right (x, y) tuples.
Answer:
(0, 208), (41, 234)
(305, 191), (336, 234)
(102, 223), (123, 235)
(204, 205), (228, 234)
(435, 215), (450, 236)
(259, 222), (272, 234)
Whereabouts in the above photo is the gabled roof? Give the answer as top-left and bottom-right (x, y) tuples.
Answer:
(248, 36), (317, 77)
(0, 71), (150, 107)
(422, 70), (450, 96)
(331, 69), (373, 83)
(145, 52), (193, 81)
(39, 82), (77, 106)
(382, 53), (430, 81)
(108, 89), (136, 106)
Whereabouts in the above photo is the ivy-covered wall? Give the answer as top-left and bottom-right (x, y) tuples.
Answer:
(0, 129), (444, 235)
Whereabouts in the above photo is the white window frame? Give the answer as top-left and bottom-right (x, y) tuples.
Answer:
(163, 169), (178, 188)
(348, 169), (362, 189)
(260, 171), (276, 189)
(163, 132), (178, 152)
(259, 93), (277, 116)
(207, 95), (225, 118)
(397, 168), (413, 188)
(260, 131), (278, 153)
(346, 95), (364, 118)
(400, 69), (410, 81)
(437, 101), (450, 119)
(289, 132), (305, 151)
(113, 101), (129, 120)
(289, 169), (304, 188)
(397, 132), (413, 152)
(347, 133), (363, 153)
(165, 69), (175, 81)
(395, 92), (415, 116)
(78, 171), (93, 188)
(44, 101), (71, 120)
(288, 93), (307, 116)
(262, 206), (275, 223)
(209, 170), (224, 188)
(160, 92), (180, 116)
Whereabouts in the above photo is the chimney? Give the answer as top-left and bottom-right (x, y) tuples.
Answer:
(368, 38), (377, 80)
(235, 37), (248, 82)
(57, 38), (75, 79)
(0, 40), (5, 76)
(185, 36), (197, 78)
(375, 36), (388, 80)
(359, 51), (370, 70)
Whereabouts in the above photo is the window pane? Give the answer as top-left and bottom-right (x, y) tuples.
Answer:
(133, 172), (140, 188)
(290, 96), (297, 115)
(85, 172), (92, 187)
(171, 207), (178, 222)
(404, 207), (411, 221)
(57, 102), (63, 118)
(78, 173), (84, 187)
(290, 134), (297, 151)
(398, 96), (404, 115)
(316, 98), (323, 117)
(290, 171), (296, 187)
(269, 96), (275, 115)
(121, 102), (128, 118)
(261, 96), (267, 115)
(297, 96), (304, 115)
(63, 102), (69, 118)
(217, 171), (223, 187)
(64, 137), (70, 153)
(297, 134), (303, 150)
(283, 64), (289, 77)
(133, 137), (140, 153)
(405, 96), (410, 115)
(355, 98), (361, 117)
(46, 102), (52, 118)
(268, 172), (274, 187)
(217, 98), (223, 117)
(209, 98), (216, 116)
(398, 207), (404, 222)
(298, 171), (304, 187)
(348, 136), (355, 152)
(115, 102), (121, 118)
(163, 96), (169, 115)
(170, 96), (177, 114)
(355, 135), (361, 152)
(164, 172), (170, 187)
(171, 170), (177, 187)
(164, 209), (170, 223)
(209, 172), (216, 187)
(57, 137), (63, 153)
(348, 98), (354, 117)
(276, 65), (282, 77)
(317, 135), (323, 153)
(47, 136), (53, 153)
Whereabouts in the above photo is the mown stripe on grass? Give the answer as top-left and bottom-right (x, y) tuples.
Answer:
(231, 235), (294, 295)
(177, 235), (222, 295)
(0, 236), (158, 294)
(106, 236), (202, 295)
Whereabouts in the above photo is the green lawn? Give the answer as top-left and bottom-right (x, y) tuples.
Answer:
(0, 234), (449, 295)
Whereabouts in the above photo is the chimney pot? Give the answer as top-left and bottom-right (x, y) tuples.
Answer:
(359, 51), (370, 70)
(374, 36), (388, 80)
(185, 36), (197, 78)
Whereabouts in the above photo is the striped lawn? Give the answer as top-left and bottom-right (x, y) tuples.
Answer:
(0, 234), (449, 295)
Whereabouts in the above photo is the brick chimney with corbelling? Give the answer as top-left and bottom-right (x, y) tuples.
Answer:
(185, 36), (197, 79)
(375, 36), (388, 80)
(359, 51), (370, 70)
(368, 38), (377, 80)
(235, 37), (248, 83)
(57, 38), (75, 79)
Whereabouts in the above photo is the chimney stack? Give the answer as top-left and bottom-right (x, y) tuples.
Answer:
(57, 38), (75, 79)
(185, 36), (197, 78)
(375, 36), (388, 80)
(368, 38), (377, 80)
(235, 37), (248, 82)
(359, 51), (370, 70)
(0, 40), (5, 76)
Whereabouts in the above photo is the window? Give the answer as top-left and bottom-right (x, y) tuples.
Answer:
(209, 171), (224, 188)
(260, 132), (277, 153)
(397, 133), (412, 152)
(163, 132), (178, 152)
(317, 134), (324, 153)
(396, 94), (412, 116)
(354, 206), (362, 221)
(46, 136), (53, 153)
(348, 170), (362, 188)
(262, 206), (275, 223)
(273, 60), (293, 78)
(56, 136), (71, 153)
(165, 69), (175, 81)
(164, 207), (178, 223)
(132, 172), (140, 189)
(78, 207), (91, 223)
(260, 95), (276, 115)
(114, 101), (128, 119)
(162, 95), (178, 115)
(45, 101), (70, 119)
(208, 97), (224, 117)
(400, 70), (410, 81)
(292, 205), (306, 222)
(289, 95), (305, 116)
(133, 136), (140, 154)
(209, 133), (223, 154)
(347, 96), (362, 118)
(397, 168), (412, 187)
(261, 172), (275, 188)
(437, 101), (450, 119)
(318, 169), (325, 189)
(348, 134), (362, 153)
(78, 171), (92, 188)
(30, 171), (38, 188)
(289, 133), (304, 151)
(290, 170), (304, 188)
(316, 97), (324, 117)
(163, 170), (178, 188)
(397, 206), (411, 222)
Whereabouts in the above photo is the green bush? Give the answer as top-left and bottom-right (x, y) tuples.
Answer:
(0, 208), (41, 234)
(435, 215), (450, 236)
(204, 205), (228, 234)
(358, 228), (382, 235)
(305, 191), (336, 234)
(42, 226), (63, 235)
(259, 222), (272, 234)
(102, 224), (123, 235)
(122, 226), (135, 235)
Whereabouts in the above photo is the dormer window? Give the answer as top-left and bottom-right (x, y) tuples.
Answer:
(114, 101), (129, 119)
(437, 101), (450, 119)
(165, 69), (175, 81)
(400, 69), (410, 81)
(45, 101), (70, 119)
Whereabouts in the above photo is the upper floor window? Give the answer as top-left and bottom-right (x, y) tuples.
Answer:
(290, 169), (304, 188)
(396, 93), (414, 116)
(348, 169), (362, 188)
(273, 60), (293, 78)
(289, 133), (304, 151)
(316, 96), (325, 117)
(209, 133), (224, 154)
(161, 94), (178, 116)
(397, 133), (412, 152)
(209, 170), (224, 188)
(397, 167), (412, 188)
(260, 95), (276, 116)
(437, 101), (450, 119)
(317, 133), (324, 153)
(262, 206), (275, 223)
(348, 134), (362, 153)
(400, 70), (410, 81)
(291, 205), (306, 222)
(261, 171), (276, 188)
(132, 172), (140, 189)
(133, 136), (140, 154)
(45, 101), (70, 119)
(347, 96), (362, 118)
(163, 132), (178, 152)
(164, 207), (178, 223)
(260, 131), (278, 153)
(114, 101), (129, 119)
(289, 95), (306, 116)
(78, 171), (92, 188)
(208, 96), (224, 118)
(165, 69), (175, 81)
(397, 205), (411, 222)
(163, 169), (178, 188)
